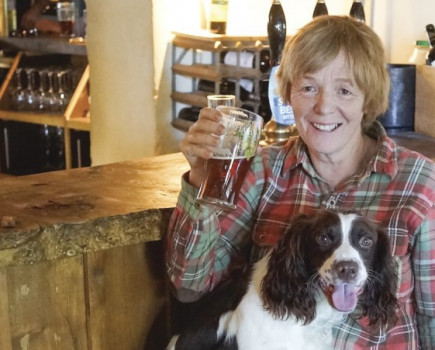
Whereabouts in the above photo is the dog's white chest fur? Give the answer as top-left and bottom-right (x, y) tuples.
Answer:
(220, 257), (344, 350)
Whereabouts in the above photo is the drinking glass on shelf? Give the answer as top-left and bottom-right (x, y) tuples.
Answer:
(55, 70), (71, 112)
(11, 68), (26, 110)
(37, 69), (50, 111)
(57, 2), (75, 37)
(46, 70), (59, 112)
(24, 68), (38, 111)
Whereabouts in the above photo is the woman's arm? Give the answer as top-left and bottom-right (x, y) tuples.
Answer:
(414, 206), (435, 348)
(165, 158), (264, 302)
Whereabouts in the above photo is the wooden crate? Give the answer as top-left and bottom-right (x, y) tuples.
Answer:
(415, 65), (435, 138)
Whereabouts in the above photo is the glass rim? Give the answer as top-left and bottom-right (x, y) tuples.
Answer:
(207, 94), (235, 100)
(57, 2), (75, 7)
(216, 105), (262, 122)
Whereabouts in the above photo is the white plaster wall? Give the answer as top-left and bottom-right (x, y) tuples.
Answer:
(87, 0), (156, 166)
(87, 0), (435, 163)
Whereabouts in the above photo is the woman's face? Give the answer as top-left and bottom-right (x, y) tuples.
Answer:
(290, 51), (366, 160)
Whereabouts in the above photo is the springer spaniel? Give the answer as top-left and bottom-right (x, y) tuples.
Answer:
(167, 211), (398, 350)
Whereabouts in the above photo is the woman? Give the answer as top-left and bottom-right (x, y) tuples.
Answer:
(166, 16), (435, 348)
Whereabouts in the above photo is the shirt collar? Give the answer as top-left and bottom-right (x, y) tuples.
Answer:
(368, 121), (398, 179)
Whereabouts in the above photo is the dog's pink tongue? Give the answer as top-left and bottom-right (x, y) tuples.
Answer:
(332, 284), (357, 312)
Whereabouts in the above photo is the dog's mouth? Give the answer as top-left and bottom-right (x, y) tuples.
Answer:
(319, 279), (363, 312)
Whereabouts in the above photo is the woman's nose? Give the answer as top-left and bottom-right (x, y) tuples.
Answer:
(313, 90), (334, 115)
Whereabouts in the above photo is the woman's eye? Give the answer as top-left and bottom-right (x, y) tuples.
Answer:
(302, 86), (315, 92)
(339, 88), (352, 96)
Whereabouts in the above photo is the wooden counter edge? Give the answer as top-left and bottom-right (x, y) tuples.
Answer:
(0, 207), (174, 268)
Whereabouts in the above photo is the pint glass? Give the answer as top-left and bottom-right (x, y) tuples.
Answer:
(196, 106), (263, 210)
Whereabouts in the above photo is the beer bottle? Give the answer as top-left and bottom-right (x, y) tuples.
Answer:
(313, 0), (328, 18)
(426, 24), (435, 66)
(209, 0), (228, 34)
(349, 0), (365, 23)
(267, 0), (294, 127)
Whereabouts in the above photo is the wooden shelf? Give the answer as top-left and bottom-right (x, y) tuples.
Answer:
(172, 31), (269, 52)
(172, 63), (220, 81)
(0, 36), (87, 56)
(0, 52), (90, 173)
(172, 63), (261, 81)
(171, 33), (271, 128)
(0, 110), (65, 127)
(171, 91), (208, 108)
(171, 118), (194, 132)
(66, 117), (90, 131)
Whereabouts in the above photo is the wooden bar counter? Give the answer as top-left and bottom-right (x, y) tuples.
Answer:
(0, 152), (189, 350)
(0, 132), (433, 350)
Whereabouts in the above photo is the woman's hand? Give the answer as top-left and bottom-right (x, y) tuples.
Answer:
(181, 107), (225, 187)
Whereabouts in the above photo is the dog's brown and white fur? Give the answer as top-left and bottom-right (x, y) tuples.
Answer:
(168, 211), (398, 350)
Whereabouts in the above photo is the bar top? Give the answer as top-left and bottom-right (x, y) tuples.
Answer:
(0, 131), (433, 267)
(0, 152), (189, 267)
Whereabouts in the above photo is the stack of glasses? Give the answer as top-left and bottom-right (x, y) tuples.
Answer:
(9, 67), (76, 113)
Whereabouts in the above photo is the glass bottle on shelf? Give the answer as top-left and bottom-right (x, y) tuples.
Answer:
(349, 0), (365, 23)
(208, 0), (228, 34)
(408, 40), (430, 65)
(312, 0), (328, 18)
(6, 0), (17, 35)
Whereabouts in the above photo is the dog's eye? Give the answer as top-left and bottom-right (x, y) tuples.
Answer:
(359, 236), (373, 248)
(317, 234), (331, 245)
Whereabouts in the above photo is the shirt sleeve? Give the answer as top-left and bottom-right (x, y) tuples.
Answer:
(413, 205), (435, 348)
(165, 157), (264, 302)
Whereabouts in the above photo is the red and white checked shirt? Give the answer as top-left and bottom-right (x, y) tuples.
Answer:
(166, 123), (435, 349)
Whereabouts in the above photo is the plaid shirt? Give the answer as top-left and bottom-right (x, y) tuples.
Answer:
(166, 123), (435, 349)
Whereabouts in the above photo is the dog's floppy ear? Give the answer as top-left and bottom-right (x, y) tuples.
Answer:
(359, 227), (398, 327)
(260, 214), (317, 324)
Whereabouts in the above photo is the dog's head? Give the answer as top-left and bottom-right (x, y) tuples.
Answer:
(261, 210), (398, 327)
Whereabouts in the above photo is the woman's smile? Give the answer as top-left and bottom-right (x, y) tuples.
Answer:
(312, 122), (341, 132)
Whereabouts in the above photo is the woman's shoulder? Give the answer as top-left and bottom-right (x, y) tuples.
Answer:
(394, 142), (435, 174)
(391, 141), (435, 197)
(380, 134), (434, 172)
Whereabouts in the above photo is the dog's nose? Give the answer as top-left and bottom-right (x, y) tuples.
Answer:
(334, 260), (358, 282)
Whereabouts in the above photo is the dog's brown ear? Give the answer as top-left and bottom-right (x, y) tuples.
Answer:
(260, 214), (317, 324)
(359, 227), (398, 327)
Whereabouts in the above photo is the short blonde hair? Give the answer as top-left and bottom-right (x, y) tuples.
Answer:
(277, 16), (390, 130)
